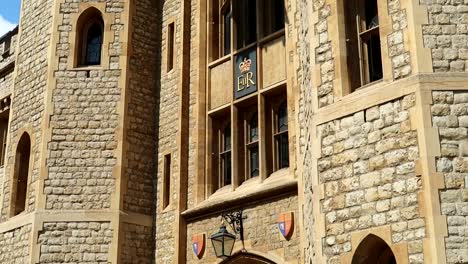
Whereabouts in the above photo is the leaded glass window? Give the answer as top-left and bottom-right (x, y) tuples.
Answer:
(84, 23), (103, 66)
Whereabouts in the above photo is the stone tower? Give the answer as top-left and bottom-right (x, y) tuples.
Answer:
(0, 0), (160, 263)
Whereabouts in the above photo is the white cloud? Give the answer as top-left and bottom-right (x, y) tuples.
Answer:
(0, 15), (16, 37)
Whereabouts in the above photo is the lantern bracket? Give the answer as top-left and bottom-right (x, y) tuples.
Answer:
(222, 209), (246, 251)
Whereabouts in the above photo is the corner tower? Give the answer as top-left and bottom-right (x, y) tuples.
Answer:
(0, 0), (160, 263)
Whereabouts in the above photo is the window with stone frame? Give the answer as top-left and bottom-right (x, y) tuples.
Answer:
(206, 0), (289, 196)
(76, 8), (104, 67)
(344, 0), (383, 91)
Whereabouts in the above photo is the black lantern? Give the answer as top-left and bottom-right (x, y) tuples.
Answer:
(210, 224), (236, 258)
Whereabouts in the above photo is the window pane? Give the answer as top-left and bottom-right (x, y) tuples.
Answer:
(261, 0), (285, 37)
(250, 146), (259, 177)
(278, 103), (288, 133)
(235, 0), (257, 49)
(249, 114), (258, 142)
(365, 0), (379, 29)
(224, 152), (232, 185)
(224, 125), (231, 151)
(223, 6), (232, 56)
(278, 134), (289, 169)
(85, 23), (102, 65)
(366, 33), (383, 82)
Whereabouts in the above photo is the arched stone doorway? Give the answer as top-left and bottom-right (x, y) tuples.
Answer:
(220, 252), (276, 264)
(352, 234), (397, 264)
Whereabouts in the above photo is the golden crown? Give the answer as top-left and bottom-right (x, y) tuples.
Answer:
(239, 58), (252, 73)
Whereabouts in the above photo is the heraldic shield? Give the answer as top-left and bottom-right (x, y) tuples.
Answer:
(192, 233), (205, 258)
(278, 212), (294, 239)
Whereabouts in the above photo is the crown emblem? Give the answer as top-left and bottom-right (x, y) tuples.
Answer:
(239, 58), (252, 73)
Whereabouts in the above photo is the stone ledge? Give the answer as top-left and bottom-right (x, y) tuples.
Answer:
(182, 172), (298, 220)
(317, 72), (468, 125)
(0, 209), (153, 233)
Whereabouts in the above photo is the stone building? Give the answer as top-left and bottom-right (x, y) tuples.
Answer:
(0, 0), (467, 263)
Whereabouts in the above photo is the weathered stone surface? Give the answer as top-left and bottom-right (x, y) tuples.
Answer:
(38, 222), (112, 264)
(432, 91), (468, 263)
(317, 94), (424, 262)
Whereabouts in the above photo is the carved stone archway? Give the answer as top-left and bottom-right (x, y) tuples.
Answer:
(220, 252), (276, 264)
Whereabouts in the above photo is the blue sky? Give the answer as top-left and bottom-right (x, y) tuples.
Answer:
(0, 0), (21, 36)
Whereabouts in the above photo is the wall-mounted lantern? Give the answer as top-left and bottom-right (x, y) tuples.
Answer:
(210, 209), (245, 258)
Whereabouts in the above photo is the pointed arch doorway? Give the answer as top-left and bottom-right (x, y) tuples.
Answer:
(220, 252), (276, 264)
(352, 234), (397, 264)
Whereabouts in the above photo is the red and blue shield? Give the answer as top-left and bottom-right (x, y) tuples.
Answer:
(278, 212), (294, 239)
(192, 233), (205, 258)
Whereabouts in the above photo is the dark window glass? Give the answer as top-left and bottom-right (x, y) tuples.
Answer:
(224, 125), (231, 151)
(223, 152), (231, 185)
(250, 147), (259, 177)
(221, 124), (231, 186)
(278, 103), (288, 133)
(261, 0), (285, 37)
(235, 0), (257, 49)
(14, 133), (31, 215)
(249, 114), (258, 142)
(163, 154), (171, 208)
(275, 102), (289, 170)
(223, 6), (232, 56)
(248, 113), (259, 177)
(167, 23), (175, 71)
(278, 133), (289, 169)
(85, 23), (103, 65)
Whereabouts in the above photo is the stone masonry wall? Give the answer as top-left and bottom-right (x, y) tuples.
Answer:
(296, 0), (315, 263)
(120, 223), (153, 264)
(0, 30), (16, 99)
(155, 0), (182, 261)
(388, 0), (412, 80)
(422, 0), (468, 72)
(38, 222), (112, 263)
(0, 225), (31, 264)
(313, 0), (334, 107)
(317, 94), (425, 263)
(432, 91), (468, 263)
(186, 0), (199, 211)
(45, 0), (126, 210)
(186, 196), (300, 263)
(123, 0), (159, 215)
(1, 0), (53, 220)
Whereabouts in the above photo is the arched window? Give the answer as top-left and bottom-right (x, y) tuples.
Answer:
(76, 8), (104, 66)
(352, 234), (397, 264)
(12, 133), (31, 216)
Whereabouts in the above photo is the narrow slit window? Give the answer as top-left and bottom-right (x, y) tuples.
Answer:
(163, 154), (171, 209)
(13, 133), (31, 216)
(167, 22), (175, 72)
(0, 114), (8, 167)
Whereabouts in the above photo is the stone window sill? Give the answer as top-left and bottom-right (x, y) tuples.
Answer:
(181, 169), (297, 220)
